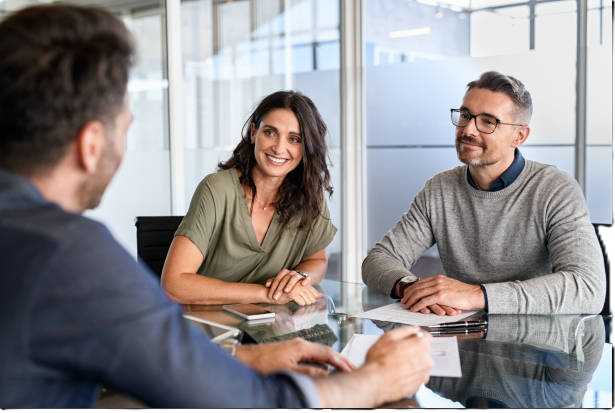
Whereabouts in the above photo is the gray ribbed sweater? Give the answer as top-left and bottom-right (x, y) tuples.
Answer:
(362, 160), (606, 314)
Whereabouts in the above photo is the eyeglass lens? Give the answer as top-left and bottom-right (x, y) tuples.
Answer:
(452, 110), (498, 133)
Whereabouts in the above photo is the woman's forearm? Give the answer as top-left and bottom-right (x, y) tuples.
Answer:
(162, 272), (269, 305)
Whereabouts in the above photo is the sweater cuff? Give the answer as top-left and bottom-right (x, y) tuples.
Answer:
(483, 282), (519, 314)
(284, 372), (321, 408)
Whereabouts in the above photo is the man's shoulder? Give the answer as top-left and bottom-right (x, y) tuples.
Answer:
(2, 203), (112, 254)
(0, 204), (141, 303)
(433, 165), (465, 180)
(424, 165), (466, 190)
(524, 159), (580, 191)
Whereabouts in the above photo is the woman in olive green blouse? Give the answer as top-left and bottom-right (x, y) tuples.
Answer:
(161, 91), (336, 306)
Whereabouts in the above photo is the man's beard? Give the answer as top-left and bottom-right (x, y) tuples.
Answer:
(455, 134), (495, 167)
(79, 140), (120, 210)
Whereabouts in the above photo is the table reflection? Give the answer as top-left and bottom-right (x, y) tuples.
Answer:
(183, 280), (612, 409)
(424, 315), (605, 408)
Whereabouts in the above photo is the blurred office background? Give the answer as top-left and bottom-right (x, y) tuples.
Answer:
(0, 0), (612, 285)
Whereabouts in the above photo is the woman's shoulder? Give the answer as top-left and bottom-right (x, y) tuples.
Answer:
(305, 200), (335, 231)
(317, 200), (333, 222)
(185, 169), (239, 210)
(197, 169), (239, 197)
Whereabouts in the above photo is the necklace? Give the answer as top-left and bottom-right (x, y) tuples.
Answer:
(242, 185), (277, 213)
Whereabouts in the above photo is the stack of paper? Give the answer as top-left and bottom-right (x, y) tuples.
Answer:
(341, 334), (462, 377)
(352, 303), (477, 326)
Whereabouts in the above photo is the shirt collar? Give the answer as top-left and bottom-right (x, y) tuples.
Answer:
(467, 149), (525, 192)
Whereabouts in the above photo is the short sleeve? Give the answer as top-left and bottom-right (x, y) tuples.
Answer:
(303, 202), (337, 258)
(175, 179), (217, 258)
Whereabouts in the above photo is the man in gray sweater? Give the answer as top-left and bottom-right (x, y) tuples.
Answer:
(362, 71), (606, 315)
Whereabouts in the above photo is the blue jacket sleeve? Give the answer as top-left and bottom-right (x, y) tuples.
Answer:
(28, 220), (317, 408)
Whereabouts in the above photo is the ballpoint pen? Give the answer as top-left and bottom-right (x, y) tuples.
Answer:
(426, 320), (488, 329)
(429, 327), (486, 335)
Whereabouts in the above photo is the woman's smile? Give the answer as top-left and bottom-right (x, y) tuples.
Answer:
(265, 153), (291, 166)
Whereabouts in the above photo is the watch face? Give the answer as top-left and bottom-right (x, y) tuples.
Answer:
(401, 275), (418, 284)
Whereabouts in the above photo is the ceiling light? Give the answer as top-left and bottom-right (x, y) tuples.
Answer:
(389, 26), (432, 39)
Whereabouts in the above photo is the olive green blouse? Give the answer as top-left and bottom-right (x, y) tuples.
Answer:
(175, 168), (337, 284)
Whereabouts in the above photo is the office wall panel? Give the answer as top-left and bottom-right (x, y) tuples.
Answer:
(586, 146), (613, 224)
(86, 150), (172, 256)
(367, 147), (459, 247)
(366, 50), (581, 147)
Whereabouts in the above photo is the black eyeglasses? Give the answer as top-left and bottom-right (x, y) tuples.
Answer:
(450, 108), (526, 134)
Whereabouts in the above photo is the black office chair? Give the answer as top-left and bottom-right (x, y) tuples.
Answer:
(594, 224), (611, 344)
(593, 224), (611, 315)
(135, 216), (184, 278)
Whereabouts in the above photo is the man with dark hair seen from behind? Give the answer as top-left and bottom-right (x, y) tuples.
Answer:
(0, 4), (432, 408)
(363, 71), (606, 316)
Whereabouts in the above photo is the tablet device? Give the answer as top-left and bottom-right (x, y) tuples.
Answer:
(183, 314), (241, 343)
(223, 304), (276, 320)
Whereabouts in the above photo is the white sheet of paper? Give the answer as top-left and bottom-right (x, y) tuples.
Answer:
(341, 334), (462, 377)
(352, 302), (477, 326)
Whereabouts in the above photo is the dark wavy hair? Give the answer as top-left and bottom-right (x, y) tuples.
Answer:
(219, 90), (333, 228)
(0, 4), (134, 175)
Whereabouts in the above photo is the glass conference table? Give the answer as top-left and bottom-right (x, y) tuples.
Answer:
(183, 279), (613, 409)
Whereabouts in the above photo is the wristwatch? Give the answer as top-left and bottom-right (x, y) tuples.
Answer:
(396, 275), (418, 298)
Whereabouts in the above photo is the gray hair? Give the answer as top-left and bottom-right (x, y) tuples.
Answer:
(467, 71), (533, 123)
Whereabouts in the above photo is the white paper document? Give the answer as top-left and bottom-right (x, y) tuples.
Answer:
(341, 334), (462, 377)
(352, 302), (477, 326)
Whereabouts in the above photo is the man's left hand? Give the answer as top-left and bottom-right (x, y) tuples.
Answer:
(400, 274), (485, 312)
